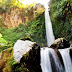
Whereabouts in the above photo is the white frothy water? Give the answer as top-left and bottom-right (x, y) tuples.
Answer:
(40, 48), (52, 72)
(49, 49), (63, 72)
(59, 48), (72, 72)
(44, 4), (55, 47)
(40, 48), (63, 72)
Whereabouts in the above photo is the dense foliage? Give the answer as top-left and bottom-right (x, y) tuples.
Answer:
(0, 0), (72, 49)
(50, 0), (72, 40)
(1, 13), (46, 47)
(0, 0), (72, 72)
(0, 44), (41, 72)
(0, 18), (7, 33)
(0, 34), (7, 44)
(0, 0), (35, 13)
(0, 0), (45, 48)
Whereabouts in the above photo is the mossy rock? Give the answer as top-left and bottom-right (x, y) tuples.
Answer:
(50, 38), (70, 49)
(0, 47), (30, 72)
(13, 40), (42, 72)
(0, 41), (42, 72)
(20, 37), (34, 42)
(20, 43), (42, 72)
(0, 47), (13, 72)
(0, 44), (13, 52)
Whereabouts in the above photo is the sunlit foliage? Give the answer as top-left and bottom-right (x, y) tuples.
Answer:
(0, 34), (7, 45)
(0, 0), (36, 13)
(1, 13), (46, 47)
(50, 0), (72, 40)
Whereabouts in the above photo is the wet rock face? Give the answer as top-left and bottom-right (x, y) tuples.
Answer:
(69, 48), (72, 61)
(69, 41), (72, 47)
(56, 50), (65, 68)
(50, 38), (70, 49)
(49, 52), (64, 72)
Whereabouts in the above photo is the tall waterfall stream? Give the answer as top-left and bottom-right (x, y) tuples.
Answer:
(40, 3), (72, 72)
(13, 2), (72, 72)
(44, 4), (55, 47)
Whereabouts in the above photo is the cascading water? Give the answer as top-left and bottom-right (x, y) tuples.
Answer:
(40, 48), (52, 72)
(44, 4), (55, 47)
(59, 48), (72, 72)
(40, 47), (72, 72)
(40, 48), (64, 72)
(40, 1), (72, 72)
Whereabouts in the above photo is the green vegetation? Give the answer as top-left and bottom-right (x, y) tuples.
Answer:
(0, 0), (72, 72)
(0, 34), (7, 45)
(0, 48), (15, 72)
(0, 44), (40, 72)
(0, 0), (45, 55)
(0, 0), (72, 49)
(0, 0), (38, 14)
(1, 13), (46, 47)
(0, 44), (13, 52)
(0, 18), (7, 33)
(0, 33), (13, 52)
(0, 0), (17, 13)
(50, 0), (72, 40)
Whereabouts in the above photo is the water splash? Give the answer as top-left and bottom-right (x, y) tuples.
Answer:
(40, 48), (63, 72)
(40, 48), (52, 72)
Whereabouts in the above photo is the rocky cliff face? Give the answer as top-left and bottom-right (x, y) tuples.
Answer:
(0, 8), (24, 28)
(0, 4), (45, 28)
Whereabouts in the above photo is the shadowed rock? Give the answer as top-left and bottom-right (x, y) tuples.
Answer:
(13, 40), (42, 72)
(50, 38), (70, 49)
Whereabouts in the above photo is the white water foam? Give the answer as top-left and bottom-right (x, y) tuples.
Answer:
(59, 48), (72, 72)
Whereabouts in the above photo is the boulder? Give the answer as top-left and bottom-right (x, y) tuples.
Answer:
(13, 40), (42, 72)
(0, 40), (42, 72)
(13, 40), (36, 62)
(50, 38), (70, 49)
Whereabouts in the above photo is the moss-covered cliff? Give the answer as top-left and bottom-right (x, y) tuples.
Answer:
(0, 0), (45, 28)
(1, 13), (46, 47)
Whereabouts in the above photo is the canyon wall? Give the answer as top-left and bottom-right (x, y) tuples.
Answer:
(0, 4), (45, 28)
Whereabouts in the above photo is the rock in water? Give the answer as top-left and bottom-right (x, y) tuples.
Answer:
(13, 40), (35, 62)
(50, 38), (70, 49)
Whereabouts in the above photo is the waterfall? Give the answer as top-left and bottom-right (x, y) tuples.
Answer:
(40, 47), (72, 72)
(40, 1), (72, 72)
(44, 4), (55, 47)
(40, 48), (63, 72)
(59, 48), (72, 72)
(40, 48), (52, 72)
